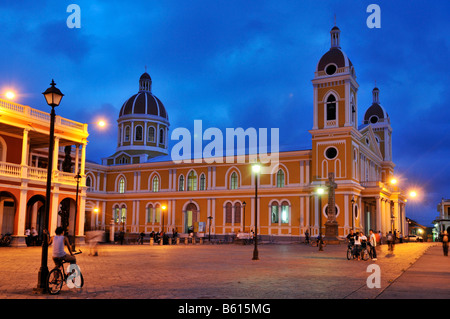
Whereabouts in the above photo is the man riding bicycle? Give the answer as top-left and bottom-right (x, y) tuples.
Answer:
(48, 227), (77, 265)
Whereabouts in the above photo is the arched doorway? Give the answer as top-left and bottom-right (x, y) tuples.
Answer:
(26, 195), (46, 246)
(0, 191), (17, 235)
(184, 203), (198, 234)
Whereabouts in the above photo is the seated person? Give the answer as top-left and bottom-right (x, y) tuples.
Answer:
(48, 227), (76, 265)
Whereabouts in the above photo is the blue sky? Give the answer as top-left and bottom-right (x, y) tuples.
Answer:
(1, 0), (449, 227)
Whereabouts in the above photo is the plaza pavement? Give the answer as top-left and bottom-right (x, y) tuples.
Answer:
(0, 241), (448, 300)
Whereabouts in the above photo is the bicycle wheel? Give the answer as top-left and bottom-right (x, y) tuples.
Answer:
(362, 249), (370, 261)
(347, 248), (353, 260)
(47, 268), (64, 295)
(310, 240), (317, 247)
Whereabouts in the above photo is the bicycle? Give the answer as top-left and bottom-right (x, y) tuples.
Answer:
(47, 251), (84, 295)
(310, 237), (327, 248)
(346, 244), (370, 261)
(0, 233), (12, 247)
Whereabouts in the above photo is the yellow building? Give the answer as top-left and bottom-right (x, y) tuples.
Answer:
(0, 92), (88, 247)
(83, 25), (407, 242)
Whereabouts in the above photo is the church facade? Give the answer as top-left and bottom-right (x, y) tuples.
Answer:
(83, 25), (408, 241)
(0, 26), (408, 246)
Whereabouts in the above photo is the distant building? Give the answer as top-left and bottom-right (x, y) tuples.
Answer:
(435, 198), (450, 234)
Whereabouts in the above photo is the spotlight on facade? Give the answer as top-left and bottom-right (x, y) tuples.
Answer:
(317, 187), (325, 195)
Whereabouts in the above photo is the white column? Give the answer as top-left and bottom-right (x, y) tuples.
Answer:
(53, 137), (60, 172)
(376, 196), (382, 234)
(74, 144), (80, 174)
(80, 142), (86, 175)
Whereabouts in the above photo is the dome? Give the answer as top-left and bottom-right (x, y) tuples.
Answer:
(118, 72), (169, 121)
(316, 25), (353, 74)
(364, 87), (389, 124)
(119, 92), (168, 120)
(317, 48), (353, 72)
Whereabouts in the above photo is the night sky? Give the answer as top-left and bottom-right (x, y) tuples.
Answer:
(1, 0), (449, 227)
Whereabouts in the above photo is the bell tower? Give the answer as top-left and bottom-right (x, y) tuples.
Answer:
(310, 25), (359, 183)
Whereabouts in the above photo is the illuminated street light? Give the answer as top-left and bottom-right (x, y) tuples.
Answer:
(390, 178), (397, 185)
(409, 190), (417, 198)
(5, 91), (15, 100)
(161, 205), (167, 233)
(252, 163), (261, 260)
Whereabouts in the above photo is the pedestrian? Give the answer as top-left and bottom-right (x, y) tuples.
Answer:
(369, 229), (377, 260)
(139, 231), (145, 245)
(387, 231), (394, 252)
(31, 227), (38, 246)
(399, 232), (403, 243)
(442, 231), (448, 257)
(318, 233), (324, 251)
(25, 228), (31, 246)
(305, 230), (310, 244)
(354, 232), (361, 260)
(346, 229), (355, 247)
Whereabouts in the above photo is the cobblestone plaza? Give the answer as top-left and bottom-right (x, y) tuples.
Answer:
(0, 242), (447, 300)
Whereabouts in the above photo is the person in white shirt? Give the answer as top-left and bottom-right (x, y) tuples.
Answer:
(48, 227), (76, 265)
(369, 229), (378, 260)
(354, 232), (362, 260)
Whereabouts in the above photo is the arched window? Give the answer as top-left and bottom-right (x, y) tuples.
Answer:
(326, 95), (337, 121)
(155, 204), (161, 223)
(179, 175), (185, 191)
(234, 202), (241, 224)
(120, 205), (127, 224)
(86, 176), (92, 191)
(118, 177), (125, 193)
(152, 176), (159, 192)
(135, 125), (143, 141)
(199, 174), (206, 191)
(281, 201), (290, 224)
(148, 126), (155, 142)
(146, 204), (153, 223)
(159, 128), (165, 144)
(113, 205), (120, 223)
(230, 172), (238, 190)
(225, 202), (233, 223)
(188, 171), (197, 191)
(276, 169), (285, 188)
(271, 202), (279, 224)
(124, 126), (130, 142)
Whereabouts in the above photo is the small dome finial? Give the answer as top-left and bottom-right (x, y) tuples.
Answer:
(330, 21), (340, 49)
(373, 85), (380, 103)
(139, 70), (152, 92)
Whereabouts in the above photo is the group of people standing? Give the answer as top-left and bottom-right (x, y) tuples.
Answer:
(346, 229), (378, 261)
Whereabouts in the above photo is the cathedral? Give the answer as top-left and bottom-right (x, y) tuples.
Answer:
(0, 25), (408, 246)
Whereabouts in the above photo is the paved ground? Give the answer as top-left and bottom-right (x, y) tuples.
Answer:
(0, 241), (448, 300)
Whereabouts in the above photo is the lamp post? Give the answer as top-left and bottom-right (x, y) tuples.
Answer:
(351, 196), (355, 231)
(252, 163), (261, 261)
(317, 187), (325, 236)
(242, 201), (246, 233)
(161, 205), (167, 233)
(72, 172), (81, 250)
(207, 216), (213, 242)
(35, 79), (64, 293)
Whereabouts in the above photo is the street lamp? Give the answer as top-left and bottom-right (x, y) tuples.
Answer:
(207, 216), (213, 242)
(317, 186), (325, 236)
(351, 196), (355, 231)
(252, 163), (261, 261)
(72, 172), (81, 250)
(242, 201), (246, 233)
(35, 79), (64, 293)
(161, 205), (167, 233)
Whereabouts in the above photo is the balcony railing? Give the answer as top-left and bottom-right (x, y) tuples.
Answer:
(0, 98), (87, 133)
(0, 161), (81, 186)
